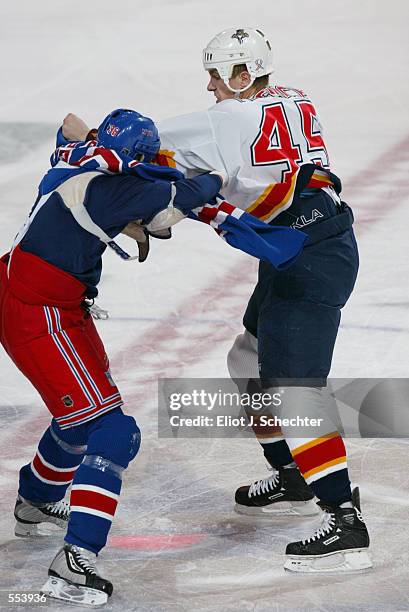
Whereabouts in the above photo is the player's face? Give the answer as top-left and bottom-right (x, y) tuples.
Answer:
(206, 70), (241, 103)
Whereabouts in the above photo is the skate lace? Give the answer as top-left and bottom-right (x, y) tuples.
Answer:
(248, 467), (280, 498)
(302, 510), (336, 544)
(45, 499), (70, 519)
(74, 549), (97, 575)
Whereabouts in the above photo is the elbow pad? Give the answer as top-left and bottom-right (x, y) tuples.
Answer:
(145, 206), (186, 232)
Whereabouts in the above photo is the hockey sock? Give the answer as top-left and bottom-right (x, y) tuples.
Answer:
(18, 420), (87, 504)
(287, 432), (352, 505)
(65, 408), (140, 554)
(66, 457), (122, 554)
(261, 438), (294, 468)
(242, 379), (295, 467)
(274, 386), (352, 504)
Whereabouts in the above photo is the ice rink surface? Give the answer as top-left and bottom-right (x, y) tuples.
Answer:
(0, 1), (408, 610)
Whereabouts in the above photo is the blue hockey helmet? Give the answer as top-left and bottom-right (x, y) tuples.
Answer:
(97, 108), (160, 162)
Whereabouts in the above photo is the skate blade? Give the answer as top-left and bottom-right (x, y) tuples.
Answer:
(234, 499), (319, 518)
(41, 576), (108, 607)
(15, 522), (40, 537)
(284, 549), (373, 573)
(15, 521), (64, 538)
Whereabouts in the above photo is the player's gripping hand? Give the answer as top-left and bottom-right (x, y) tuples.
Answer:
(62, 113), (90, 141)
(121, 221), (150, 262)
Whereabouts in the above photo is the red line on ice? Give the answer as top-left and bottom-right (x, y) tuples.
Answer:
(108, 534), (206, 550)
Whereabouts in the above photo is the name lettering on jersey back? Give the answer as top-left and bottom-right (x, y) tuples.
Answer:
(254, 86), (308, 100)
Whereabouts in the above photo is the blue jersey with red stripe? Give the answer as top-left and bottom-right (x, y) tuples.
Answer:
(43, 133), (308, 279)
(20, 171), (222, 297)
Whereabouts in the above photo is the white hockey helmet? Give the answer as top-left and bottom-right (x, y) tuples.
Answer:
(203, 27), (273, 92)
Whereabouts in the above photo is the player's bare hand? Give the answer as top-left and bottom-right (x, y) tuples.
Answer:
(62, 113), (90, 141)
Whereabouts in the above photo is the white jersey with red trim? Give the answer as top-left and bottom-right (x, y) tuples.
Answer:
(158, 86), (331, 222)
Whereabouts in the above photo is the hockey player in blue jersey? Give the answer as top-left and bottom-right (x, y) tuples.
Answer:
(0, 108), (227, 606)
(2, 107), (306, 606)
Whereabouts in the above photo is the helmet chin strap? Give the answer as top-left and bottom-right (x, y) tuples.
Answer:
(224, 77), (255, 96)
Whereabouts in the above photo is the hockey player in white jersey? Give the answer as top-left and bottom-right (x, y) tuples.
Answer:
(61, 28), (371, 573)
(157, 27), (371, 573)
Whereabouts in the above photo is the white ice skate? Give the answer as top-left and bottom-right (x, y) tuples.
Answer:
(41, 544), (113, 607)
(14, 494), (69, 537)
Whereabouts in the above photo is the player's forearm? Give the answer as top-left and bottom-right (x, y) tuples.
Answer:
(173, 173), (223, 213)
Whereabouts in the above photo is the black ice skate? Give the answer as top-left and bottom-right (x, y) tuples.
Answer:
(41, 543), (113, 607)
(235, 467), (318, 517)
(14, 495), (69, 537)
(284, 487), (372, 573)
